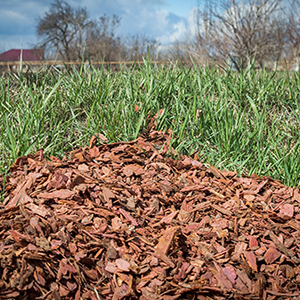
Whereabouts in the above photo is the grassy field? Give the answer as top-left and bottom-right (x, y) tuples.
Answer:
(1, 61), (300, 187)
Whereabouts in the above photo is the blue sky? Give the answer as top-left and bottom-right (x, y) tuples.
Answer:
(0, 0), (198, 53)
(165, 0), (195, 17)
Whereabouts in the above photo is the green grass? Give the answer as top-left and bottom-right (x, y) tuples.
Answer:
(1, 61), (300, 186)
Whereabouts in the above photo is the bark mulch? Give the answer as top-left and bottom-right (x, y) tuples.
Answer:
(0, 131), (300, 300)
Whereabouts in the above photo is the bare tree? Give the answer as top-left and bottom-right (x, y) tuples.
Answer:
(166, 0), (286, 69)
(167, 40), (191, 62)
(36, 1), (126, 62)
(286, 0), (300, 62)
(166, 4), (219, 65)
(124, 34), (159, 61)
(36, 0), (94, 61)
(85, 15), (124, 61)
(191, 4), (214, 63)
(207, 0), (284, 70)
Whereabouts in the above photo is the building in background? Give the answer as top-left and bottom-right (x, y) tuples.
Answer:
(0, 49), (44, 73)
(0, 49), (44, 62)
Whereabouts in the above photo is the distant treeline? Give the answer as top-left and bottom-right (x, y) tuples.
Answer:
(35, 0), (300, 71)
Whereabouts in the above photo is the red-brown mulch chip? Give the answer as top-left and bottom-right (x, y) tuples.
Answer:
(0, 131), (300, 299)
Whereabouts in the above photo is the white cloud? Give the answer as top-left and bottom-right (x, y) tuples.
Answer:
(157, 7), (201, 46)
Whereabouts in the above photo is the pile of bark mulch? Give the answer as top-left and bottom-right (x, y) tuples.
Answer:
(0, 131), (300, 300)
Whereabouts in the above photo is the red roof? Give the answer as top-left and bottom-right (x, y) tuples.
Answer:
(0, 49), (44, 62)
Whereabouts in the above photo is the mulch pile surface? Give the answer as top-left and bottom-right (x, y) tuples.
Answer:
(0, 131), (300, 300)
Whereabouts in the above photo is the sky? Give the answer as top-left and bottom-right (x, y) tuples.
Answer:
(0, 0), (199, 53)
